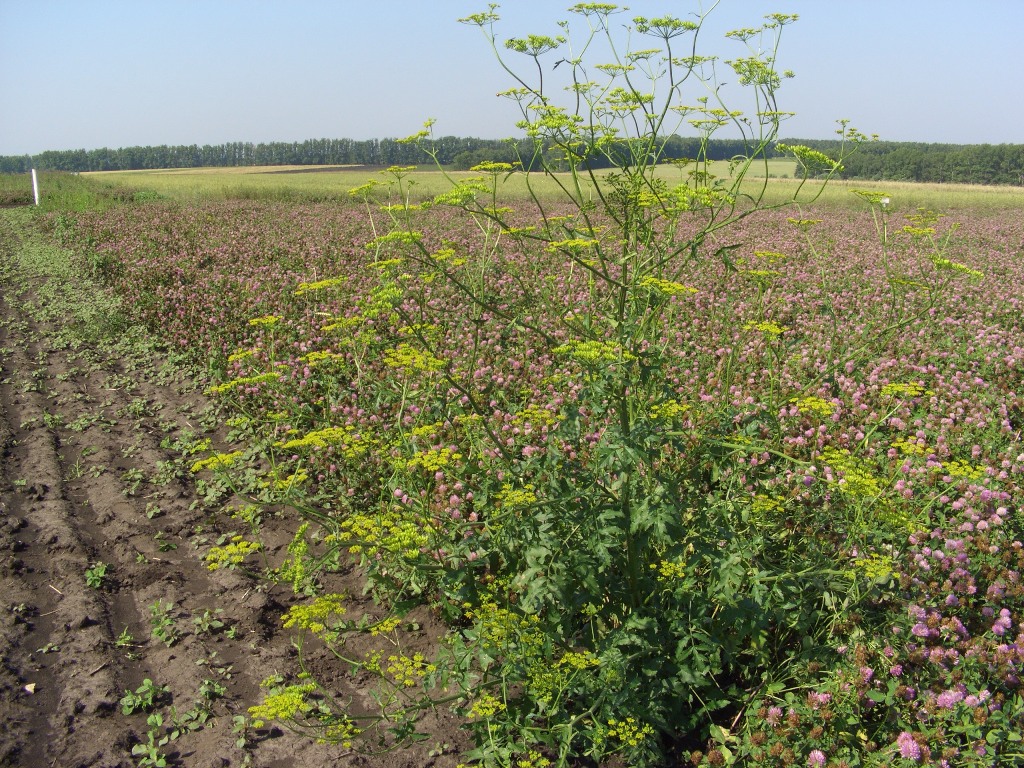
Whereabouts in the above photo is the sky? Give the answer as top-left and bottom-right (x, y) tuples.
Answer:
(1, 1), (1021, 156)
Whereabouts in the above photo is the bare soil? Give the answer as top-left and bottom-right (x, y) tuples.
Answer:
(0, 210), (466, 767)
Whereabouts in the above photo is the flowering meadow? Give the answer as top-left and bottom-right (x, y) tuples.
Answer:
(49, 189), (1024, 766)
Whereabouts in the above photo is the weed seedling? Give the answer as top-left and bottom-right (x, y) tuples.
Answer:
(192, 608), (225, 635)
(154, 531), (177, 552)
(121, 467), (146, 496)
(131, 713), (169, 767)
(148, 601), (180, 647)
(85, 561), (109, 589)
(199, 678), (227, 701)
(120, 678), (167, 715)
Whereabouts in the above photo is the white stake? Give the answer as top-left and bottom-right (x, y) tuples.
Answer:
(31, 168), (40, 205)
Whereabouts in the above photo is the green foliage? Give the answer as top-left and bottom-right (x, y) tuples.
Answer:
(120, 678), (168, 715)
(84, 560), (109, 589)
(148, 600), (180, 647)
(278, 3), (869, 764)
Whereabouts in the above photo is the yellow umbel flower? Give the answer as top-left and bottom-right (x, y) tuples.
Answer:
(281, 593), (347, 634)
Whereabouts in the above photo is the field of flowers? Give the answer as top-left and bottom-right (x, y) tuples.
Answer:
(47, 190), (1024, 767)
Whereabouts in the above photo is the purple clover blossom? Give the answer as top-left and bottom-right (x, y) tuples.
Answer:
(808, 691), (832, 708)
(765, 706), (783, 726)
(936, 688), (965, 709)
(896, 731), (922, 760)
(807, 749), (826, 767)
(993, 608), (1013, 636)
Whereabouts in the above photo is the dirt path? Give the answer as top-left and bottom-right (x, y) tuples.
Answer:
(0, 209), (463, 768)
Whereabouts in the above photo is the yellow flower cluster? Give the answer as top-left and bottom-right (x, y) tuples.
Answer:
(248, 314), (283, 328)
(546, 238), (600, 254)
(227, 348), (256, 363)
(293, 276), (347, 296)
(206, 372), (281, 395)
(496, 483), (538, 510)
(791, 395), (836, 418)
(744, 320), (788, 337)
(281, 593), (347, 634)
(932, 257), (982, 278)
(650, 559), (687, 582)
(275, 425), (374, 462)
(880, 382), (930, 398)
(552, 339), (636, 365)
(606, 716), (655, 748)
(275, 469), (309, 492)
(558, 650), (600, 670)
(383, 343), (444, 372)
(190, 450), (244, 473)
(750, 495), (785, 517)
(321, 315), (361, 333)
(204, 536), (262, 571)
(336, 510), (428, 560)
(511, 405), (562, 429)
(300, 351), (344, 367)
(431, 184), (486, 207)
(248, 680), (317, 727)
(317, 717), (361, 748)
(741, 268), (782, 285)
(875, 503), (913, 533)
(752, 250), (788, 264)
(637, 276), (697, 296)
(516, 750), (552, 768)
(407, 447), (462, 472)
(366, 230), (423, 249)
(385, 653), (436, 687)
(820, 448), (881, 498)
(468, 692), (506, 719)
(891, 438), (930, 456)
(937, 459), (986, 482)
(648, 399), (689, 421)
(368, 616), (402, 636)
(851, 553), (894, 580)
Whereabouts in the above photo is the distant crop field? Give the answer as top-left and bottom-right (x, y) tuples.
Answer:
(86, 161), (1024, 212)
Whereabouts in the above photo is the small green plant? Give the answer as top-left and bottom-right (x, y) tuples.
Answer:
(153, 531), (177, 552)
(148, 601), (180, 647)
(42, 410), (64, 428)
(120, 678), (168, 715)
(121, 467), (146, 496)
(131, 713), (169, 767)
(84, 561), (109, 589)
(114, 626), (140, 659)
(192, 608), (225, 635)
(152, 460), (180, 486)
(199, 678), (227, 701)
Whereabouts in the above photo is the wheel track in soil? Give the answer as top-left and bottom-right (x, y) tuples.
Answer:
(0, 210), (464, 768)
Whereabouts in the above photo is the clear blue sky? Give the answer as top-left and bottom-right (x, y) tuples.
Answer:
(1, 1), (1021, 156)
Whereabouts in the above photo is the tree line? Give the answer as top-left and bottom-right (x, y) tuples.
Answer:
(2, 136), (1022, 185)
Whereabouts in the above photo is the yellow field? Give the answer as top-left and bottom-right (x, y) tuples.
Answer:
(86, 161), (1024, 212)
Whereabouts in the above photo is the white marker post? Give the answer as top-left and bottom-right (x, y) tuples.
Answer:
(31, 169), (40, 206)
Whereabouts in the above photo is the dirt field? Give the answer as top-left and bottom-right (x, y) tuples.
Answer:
(0, 209), (465, 767)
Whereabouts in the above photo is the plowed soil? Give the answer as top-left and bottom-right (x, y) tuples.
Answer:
(0, 209), (465, 767)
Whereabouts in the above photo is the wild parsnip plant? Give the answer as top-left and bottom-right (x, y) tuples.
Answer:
(283, 3), (876, 764)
